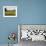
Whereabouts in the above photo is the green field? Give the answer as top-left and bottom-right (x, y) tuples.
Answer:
(5, 10), (16, 16)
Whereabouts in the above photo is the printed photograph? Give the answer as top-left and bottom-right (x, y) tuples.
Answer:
(18, 25), (46, 46)
(3, 6), (17, 17)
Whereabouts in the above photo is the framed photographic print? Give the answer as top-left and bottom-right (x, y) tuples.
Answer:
(3, 6), (17, 17)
